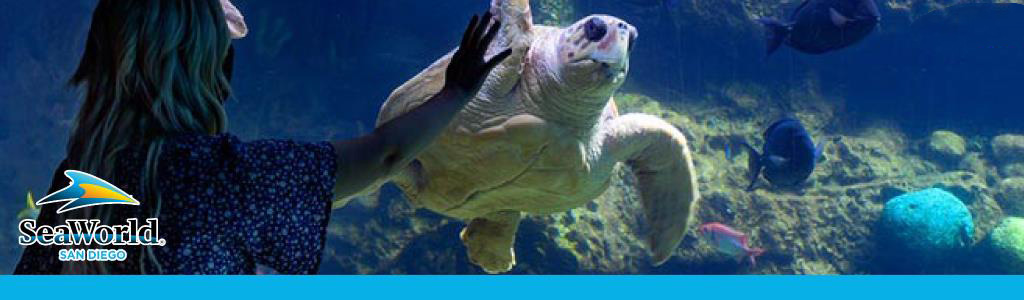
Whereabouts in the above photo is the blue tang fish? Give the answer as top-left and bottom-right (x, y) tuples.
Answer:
(759, 0), (881, 56)
(741, 118), (823, 191)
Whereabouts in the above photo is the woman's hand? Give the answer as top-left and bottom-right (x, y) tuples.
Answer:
(330, 11), (512, 204)
(443, 11), (513, 98)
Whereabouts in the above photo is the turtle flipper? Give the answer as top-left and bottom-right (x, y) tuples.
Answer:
(460, 210), (522, 274)
(377, 0), (533, 127)
(601, 113), (700, 265)
(490, 0), (533, 47)
(220, 0), (248, 39)
(480, 0), (533, 99)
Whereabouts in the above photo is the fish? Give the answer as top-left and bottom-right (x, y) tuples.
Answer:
(758, 0), (881, 56)
(699, 222), (765, 266)
(16, 191), (39, 221)
(741, 117), (823, 191)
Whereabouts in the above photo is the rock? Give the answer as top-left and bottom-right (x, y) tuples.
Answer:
(879, 186), (909, 203)
(996, 178), (1024, 217)
(927, 173), (986, 206)
(792, 259), (839, 275)
(1000, 163), (1024, 178)
(958, 152), (987, 172)
(877, 188), (974, 273)
(923, 131), (966, 167)
(874, 172), (984, 205)
(931, 184), (976, 205)
(992, 134), (1024, 164)
(958, 152), (998, 182)
(821, 126), (928, 186)
(986, 217), (1024, 274)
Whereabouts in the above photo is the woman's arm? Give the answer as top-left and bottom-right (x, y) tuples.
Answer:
(331, 12), (511, 200)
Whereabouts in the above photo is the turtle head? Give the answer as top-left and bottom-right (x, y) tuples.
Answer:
(543, 15), (635, 105)
(525, 15), (636, 129)
(558, 15), (635, 86)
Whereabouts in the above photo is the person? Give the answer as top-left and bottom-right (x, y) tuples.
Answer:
(14, 0), (511, 274)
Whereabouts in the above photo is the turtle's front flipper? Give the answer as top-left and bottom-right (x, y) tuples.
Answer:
(480, 0), (533, 98)
(460, 210), (522, 274)
(377, 0), (533, 127)
(602, 113), (700, 265)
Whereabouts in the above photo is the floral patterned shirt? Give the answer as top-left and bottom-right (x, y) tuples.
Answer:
(14, 134), (337, 274)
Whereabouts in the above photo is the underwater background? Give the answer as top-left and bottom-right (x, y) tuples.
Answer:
(2, 0), (1024, 274)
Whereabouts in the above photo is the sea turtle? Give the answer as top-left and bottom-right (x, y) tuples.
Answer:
(374, 0), (699, 273)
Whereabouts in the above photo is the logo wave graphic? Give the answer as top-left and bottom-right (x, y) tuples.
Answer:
(36, 170), (140, 214)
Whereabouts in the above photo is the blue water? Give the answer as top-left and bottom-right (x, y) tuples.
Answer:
(1, 0), (1023, 274)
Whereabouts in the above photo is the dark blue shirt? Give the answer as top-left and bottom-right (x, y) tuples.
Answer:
(14, 134), (337, 274)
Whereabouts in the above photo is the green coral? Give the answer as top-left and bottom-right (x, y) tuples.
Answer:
(988, 217), (1024, 274)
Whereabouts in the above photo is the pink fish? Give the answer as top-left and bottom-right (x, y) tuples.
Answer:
(699, 222), (765, 266)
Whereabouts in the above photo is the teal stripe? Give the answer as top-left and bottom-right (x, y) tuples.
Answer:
(0, 276), (1019, 298)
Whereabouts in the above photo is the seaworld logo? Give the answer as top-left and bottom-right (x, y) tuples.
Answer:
(37, 170), (140, 213)
(17, 170), (165, 262)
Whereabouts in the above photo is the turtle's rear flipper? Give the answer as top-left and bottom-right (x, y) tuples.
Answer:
(460, 211), (522, 274)
(602, 113), (700, 265)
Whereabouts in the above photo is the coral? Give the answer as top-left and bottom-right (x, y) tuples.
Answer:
(923, 130), (966, 168)
(877, 188), (974, 273)
(995, 178), (1024, 217)
(986, 217), (1024, 274)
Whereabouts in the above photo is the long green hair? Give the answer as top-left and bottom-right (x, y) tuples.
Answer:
(65, 0), (233, 274)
